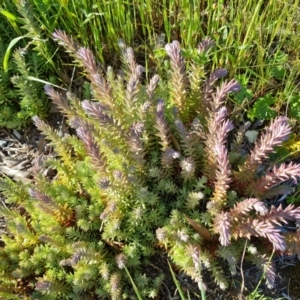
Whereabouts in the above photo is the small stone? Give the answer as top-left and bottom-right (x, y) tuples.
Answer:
(13, 130), (22, 140)
(0, 140), (8, 147)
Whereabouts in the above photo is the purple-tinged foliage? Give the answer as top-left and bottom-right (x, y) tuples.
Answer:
(53, 29), (79, 54)
(81, 100), (112, 124)
(44, 85), (70, 116)
(69, 116), (88, 129)
(127, 122), (146, 167)
(165, 41), (185, 75)
(161, 148), (180, 175)
(248, 162), (300, 198)
(213, 211), (231, 246)
(29, 188), (57, 215)
(71, 248), (88, 266)
(231, 198), (268, 216)
(155, 99), (172, 151)
(209, 143), (231, 210)
(35, 280), (52, 292)
(165, 41), (188, 116)
(147, 74), (160, 101)
(234, 116), (293, 191)
(125, 64), (144, 106)
(110, 273), (121, 299)
(212, 79), (240, 109)
(202, 68), (229, 110)
(29, 188), (53, 205)
(4, 33), (300, 299)
(77, 47), (99, 77)
(76, 126), (107, 173)
(252, 116), (291, 161)
(197, 37), (215, 54)
(262, 204), (300, 224)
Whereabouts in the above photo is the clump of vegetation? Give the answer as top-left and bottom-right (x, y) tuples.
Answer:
(1, 0), (300, 129)
(0, 1), (55, 128)
(0, 32), (300, 299)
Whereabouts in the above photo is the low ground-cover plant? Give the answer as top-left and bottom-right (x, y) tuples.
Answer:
(1, 32), (300, 299)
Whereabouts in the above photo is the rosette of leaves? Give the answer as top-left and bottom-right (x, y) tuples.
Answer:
(1, 31), (300, 299)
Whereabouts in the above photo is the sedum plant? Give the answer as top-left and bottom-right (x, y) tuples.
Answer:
(1, 31), (300, 299)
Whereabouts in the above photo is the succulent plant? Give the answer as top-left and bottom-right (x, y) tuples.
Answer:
(0, 32), (300, 299)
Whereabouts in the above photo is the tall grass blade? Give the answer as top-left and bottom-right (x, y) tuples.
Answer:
(0, 9), (18, 21)
(124, 266), (143, 300)
(3, 35), (27, 71)
(26, 76), (67, 90)
(167, 260), (187, 300)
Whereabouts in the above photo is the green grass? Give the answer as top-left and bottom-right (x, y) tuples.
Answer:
(2, 1), (299, 112)
(2, 0), (300, 72)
